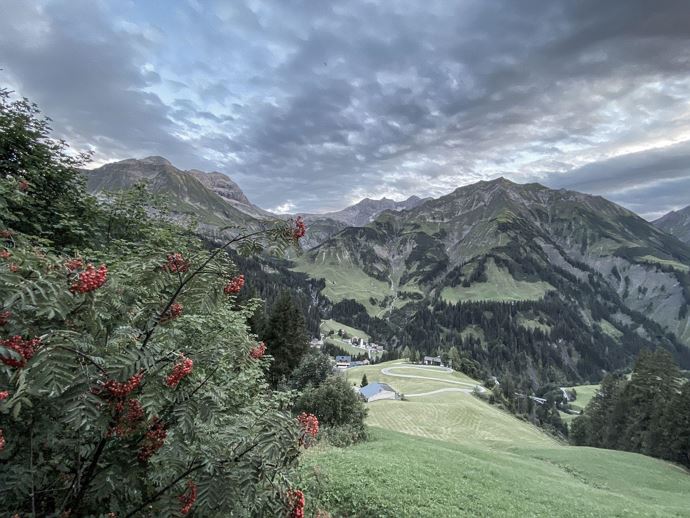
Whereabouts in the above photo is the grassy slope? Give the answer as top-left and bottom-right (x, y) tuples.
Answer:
(320, 319), (370, 340)
(568, 383), (600, 411)
(301, 362), (689, 517)
(301, 429), (690, 518)
(440, 258), (554, 303)
(323, 337), (380, 359)
(291, 256), (390, 314)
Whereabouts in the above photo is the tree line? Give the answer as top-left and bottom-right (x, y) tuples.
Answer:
(570, 349), (690, 468)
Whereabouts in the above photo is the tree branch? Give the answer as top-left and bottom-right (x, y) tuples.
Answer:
(124, 461), (204, 518)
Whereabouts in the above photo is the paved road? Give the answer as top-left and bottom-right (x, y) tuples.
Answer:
(406, 387), (473, 397)
(380, 364), (485, 394)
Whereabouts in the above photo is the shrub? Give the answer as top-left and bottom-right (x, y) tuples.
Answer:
(0, 91), (315, 515)
(293, 375), (368, 446)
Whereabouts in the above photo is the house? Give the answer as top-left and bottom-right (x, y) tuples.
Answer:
(423, 355), (443, 366)
(359, 383), (399, 402)
(335, 355), (351, 369)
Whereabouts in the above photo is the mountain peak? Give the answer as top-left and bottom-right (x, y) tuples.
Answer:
(654, 205), (690, 244)
(138, 156), (172, 166)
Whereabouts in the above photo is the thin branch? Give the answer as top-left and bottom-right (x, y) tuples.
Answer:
(65, 436), (108, 513)
(138, 228), (270, 350)
(56, 345), (107, 374)
(124, 461), (204, 518)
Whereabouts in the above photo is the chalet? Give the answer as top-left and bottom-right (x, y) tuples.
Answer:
(423, 355), (443, 366)
(335, 355), (351, 369)
(359, 383), (399, 402)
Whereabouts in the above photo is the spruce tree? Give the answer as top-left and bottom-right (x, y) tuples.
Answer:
(361, 374), (369, 387)
(263, 291), (309, 386)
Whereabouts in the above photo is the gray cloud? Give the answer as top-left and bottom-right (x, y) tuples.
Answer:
(1, 0), (689, 216)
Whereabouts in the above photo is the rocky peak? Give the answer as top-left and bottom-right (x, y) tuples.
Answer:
(187, 169), (252, 206)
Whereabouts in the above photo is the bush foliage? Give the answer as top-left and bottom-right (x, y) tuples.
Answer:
(0, 90), (313, 516)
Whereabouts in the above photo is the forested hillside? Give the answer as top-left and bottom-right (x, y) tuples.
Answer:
(295, 179), (690, 388)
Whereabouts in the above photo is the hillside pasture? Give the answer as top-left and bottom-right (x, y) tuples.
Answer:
(440, 258), (554, 303)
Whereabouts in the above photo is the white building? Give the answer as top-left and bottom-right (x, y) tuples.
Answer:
(359, 383), (399, 402)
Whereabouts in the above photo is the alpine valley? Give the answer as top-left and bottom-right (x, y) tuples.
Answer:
(85, 157), (690, 388)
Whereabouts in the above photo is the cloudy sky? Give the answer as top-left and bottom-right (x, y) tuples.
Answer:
(2, 0), (689, 218)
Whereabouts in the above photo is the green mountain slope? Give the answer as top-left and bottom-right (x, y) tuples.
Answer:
(84, 156), (264, 229)
(294, 178), (690, 384)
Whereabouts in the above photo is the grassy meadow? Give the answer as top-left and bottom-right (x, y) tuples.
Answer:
(300, 362), (690, 517)
(440, 258), (554, 303)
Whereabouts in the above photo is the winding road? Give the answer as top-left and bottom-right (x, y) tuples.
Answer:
(380, 364), (485, 396)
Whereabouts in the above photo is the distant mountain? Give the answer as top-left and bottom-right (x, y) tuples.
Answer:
(297, 195), (431, 249)
(294, 178), (690, 386)
(187, 169), (276, 220)
(84, 156), (270, 230)
(304, 195), (431, 227)
(654, 206), (690, 245)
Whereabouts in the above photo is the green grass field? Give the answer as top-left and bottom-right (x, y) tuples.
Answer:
(320, 318), (370, 340)
(292, 255), (390, 314)
(301, 428), (690, 518)
(567, 383), (600, 411)
(440, 258), (554, 303)
(301, 362), (690, 517)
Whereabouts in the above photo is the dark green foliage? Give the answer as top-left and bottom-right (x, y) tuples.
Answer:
(0, 94), (309, 516)
(263, 291), (309, 386)
(289, 350), (333, 390)
(0, 89), (98, 248)
(320, 341), (367, 362)
(233, 253), (325, 338)
(571, 349), (690, 467)
(361, 374), (368, 387)
(293, 375), (368, 446)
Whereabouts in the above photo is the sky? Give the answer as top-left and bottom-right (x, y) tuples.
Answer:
(1, 0), (689, 219)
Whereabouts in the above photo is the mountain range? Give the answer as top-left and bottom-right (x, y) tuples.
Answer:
(84, 157), (690, 386)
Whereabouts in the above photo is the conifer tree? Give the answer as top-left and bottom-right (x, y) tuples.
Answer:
(263, 291), (309, 386)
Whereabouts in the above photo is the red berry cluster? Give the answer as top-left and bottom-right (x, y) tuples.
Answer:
(223, 274), (245, 294)
(293, 217), (306, 240)
(163, 253), (190, 273)
(179, 480), (198, 515)
(0, 250), (11, 260)
(249, 341), (266, 360)
(0, 310), (10, 326)
(103, 372), (143, 398)
(0, 336), (42, 368)
(0, 229), (13, 239)
(0, 428), (5, 451)
(70, 264), (108, 293)
(166, 356), (193, 388)
(9, 263), (19, 273)
(287, 489), (305, 518)
(161, 302), (183, 324)
(138, 418), (167, 462)
(18, 179), (29, 192)
(0, 390), (9, 400)
(64, 258), (84, 271)
(112, 398), (145, 437)
(297, 412), (319, 447)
